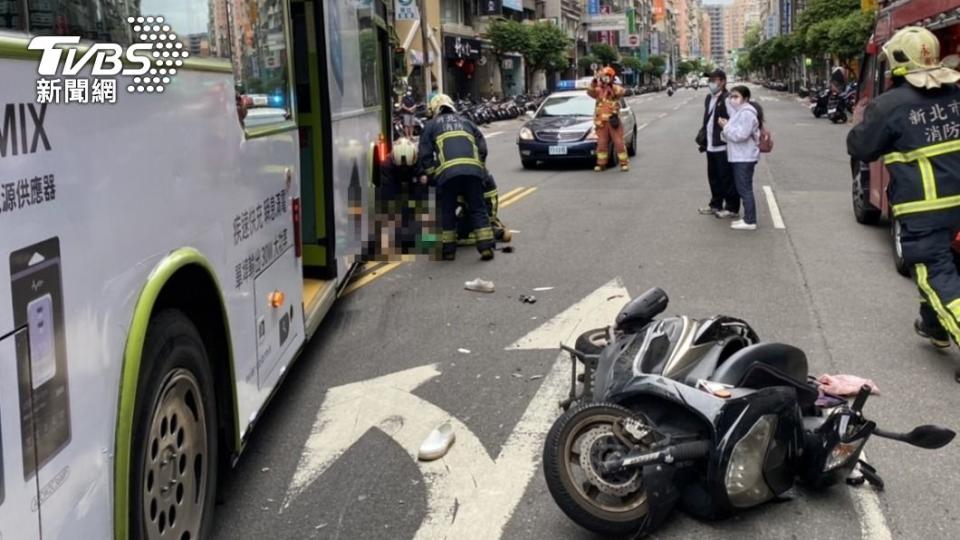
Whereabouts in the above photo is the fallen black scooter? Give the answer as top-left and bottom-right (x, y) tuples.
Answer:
(543, 287), (955, 537)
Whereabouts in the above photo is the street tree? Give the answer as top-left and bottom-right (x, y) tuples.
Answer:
(648, 55), (666, 78)
(797, 0), (861, 34)
(828, 10), (876, 65)
(590, 43), (619, 66)
(526, 22), (572, 89)
(486, 19), (530, 59)
(622, 56), (644, 84)
(578, 54), (598, 75)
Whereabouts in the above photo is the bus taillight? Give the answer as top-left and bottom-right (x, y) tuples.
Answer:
(292, 197), (302, 258)
(376, 133), (389, 164)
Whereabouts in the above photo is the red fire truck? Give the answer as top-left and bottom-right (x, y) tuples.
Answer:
(851, 0), (960, 275)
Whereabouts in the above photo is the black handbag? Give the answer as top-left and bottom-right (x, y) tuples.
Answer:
(695, 126), (707, 149)
(608, 114), (621, 129)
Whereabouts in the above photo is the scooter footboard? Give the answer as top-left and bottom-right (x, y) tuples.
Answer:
(559, 344), (599, 411)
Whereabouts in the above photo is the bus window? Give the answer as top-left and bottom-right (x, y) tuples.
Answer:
(358, 12), (381, 109)
(27, 0), (131, 45)
(137, 0), (230, 59)
(0, 0), (25, 30)
(229, 0), (293, 128)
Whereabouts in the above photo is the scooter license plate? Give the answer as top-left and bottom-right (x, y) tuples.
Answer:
(549, 145), (568, 156)
(828, 108), (837, 114)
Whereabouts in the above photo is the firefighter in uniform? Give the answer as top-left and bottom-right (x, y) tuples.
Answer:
(456, 169), (512, 246)
(418, 93), (495, 261)
(376, 137), (427, 255)
(847, 27), (960, 359)
(587, 66), (629, 172)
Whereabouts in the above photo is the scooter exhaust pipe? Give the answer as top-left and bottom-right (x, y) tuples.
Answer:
(602, 440), (711, 472)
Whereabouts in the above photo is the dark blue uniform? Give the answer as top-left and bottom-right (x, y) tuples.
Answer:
(417, 109), (493, 259)
(848, 81), (960, 346)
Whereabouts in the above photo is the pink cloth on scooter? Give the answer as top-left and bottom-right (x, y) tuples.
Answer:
(816, 374), (880, 397)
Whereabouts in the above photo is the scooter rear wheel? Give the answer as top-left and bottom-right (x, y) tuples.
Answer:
(543, 402), (660, 536)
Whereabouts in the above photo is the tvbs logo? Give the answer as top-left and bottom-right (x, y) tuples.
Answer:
(28, 36), (153, 77)
(27, 16), (185, 104)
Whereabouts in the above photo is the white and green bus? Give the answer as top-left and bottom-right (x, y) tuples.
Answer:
(0, 0), (393, 538)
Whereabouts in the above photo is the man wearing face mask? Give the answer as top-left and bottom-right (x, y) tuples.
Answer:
(698, 69), (739, 218)
(587, 66), (629, 172)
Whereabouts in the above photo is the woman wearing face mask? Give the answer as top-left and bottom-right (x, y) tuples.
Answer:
(718, 85), (763, 231)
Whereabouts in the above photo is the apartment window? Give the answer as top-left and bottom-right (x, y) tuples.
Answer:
(441, 0), (463, 25)
(0, 0), (24, 30)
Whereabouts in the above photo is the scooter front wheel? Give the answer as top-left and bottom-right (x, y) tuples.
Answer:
(543, 402), (662, 536)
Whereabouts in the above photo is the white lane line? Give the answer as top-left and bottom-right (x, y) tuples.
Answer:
(637, 123), (649, 130)
(851, 453), (893, 540)
(485, 131), (504, 138)
(658, 112), (668, 118)
(762, 185), (786, 229)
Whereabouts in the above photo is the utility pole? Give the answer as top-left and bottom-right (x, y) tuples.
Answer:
(417, 0), (432, 101)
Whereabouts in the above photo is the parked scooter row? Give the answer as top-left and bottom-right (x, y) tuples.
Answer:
(543, 287), (955, 537)
(809, 82), (857, 123)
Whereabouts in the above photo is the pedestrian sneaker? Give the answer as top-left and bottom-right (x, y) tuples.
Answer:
(620, 164), (629, 172)
(480, 249), (495, 261)
(715, 209), (738, 218)
(464, 278), (495, 293)
(914, 318), (952, 349)
(698, 206), (718, 215)
(731, 220), (757, 230)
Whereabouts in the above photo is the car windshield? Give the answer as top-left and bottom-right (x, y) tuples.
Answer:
(536, 94), (595, 118)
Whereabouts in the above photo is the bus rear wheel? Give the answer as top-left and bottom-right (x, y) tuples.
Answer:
(131, 310), (219, 540)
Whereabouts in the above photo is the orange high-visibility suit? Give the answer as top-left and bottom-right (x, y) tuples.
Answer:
(586, 78), (628, 171)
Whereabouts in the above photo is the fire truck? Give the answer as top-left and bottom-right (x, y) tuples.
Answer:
(851, 0), (960, 275)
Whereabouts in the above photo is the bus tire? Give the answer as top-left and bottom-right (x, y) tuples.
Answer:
(131, 309), (219, 540)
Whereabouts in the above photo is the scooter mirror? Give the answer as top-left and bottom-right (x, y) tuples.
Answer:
(902, 425), (956, 449)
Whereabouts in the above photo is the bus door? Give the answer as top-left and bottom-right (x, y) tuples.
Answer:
(0, 329), (42, 540)
(291, 0), (336, 282)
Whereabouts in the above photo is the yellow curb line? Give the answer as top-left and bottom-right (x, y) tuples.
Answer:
(500, 187), (537, 208)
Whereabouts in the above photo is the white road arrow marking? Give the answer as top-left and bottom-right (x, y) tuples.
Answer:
(283, 279), (631, 539)
(506, 277), (630, 350)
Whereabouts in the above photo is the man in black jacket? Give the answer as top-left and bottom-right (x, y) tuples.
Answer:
(418, 93), (494, 261)
(698, 69), (740, 218)
(848, 27), (960, 355)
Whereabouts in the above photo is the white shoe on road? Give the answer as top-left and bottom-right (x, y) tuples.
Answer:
(715, 210), (738, 218)
(418, 422), (456, 461)
(731, 220), (757, 230)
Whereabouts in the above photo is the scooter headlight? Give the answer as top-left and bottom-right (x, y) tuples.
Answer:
(725, 414), (777, 508)
(519, 127), (534, 140)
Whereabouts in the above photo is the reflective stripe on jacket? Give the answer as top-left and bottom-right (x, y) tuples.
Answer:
(417, 112), (487, 185)
(847, 83), (960, 218)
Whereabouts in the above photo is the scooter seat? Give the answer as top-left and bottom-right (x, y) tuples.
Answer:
(709, 342), (809, 387)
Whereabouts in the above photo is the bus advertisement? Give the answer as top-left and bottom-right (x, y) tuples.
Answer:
(0, 0), (392, 538)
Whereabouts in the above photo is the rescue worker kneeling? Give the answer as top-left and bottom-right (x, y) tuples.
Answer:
(457, 170), (512, 246)
(587, 66), (629, 172)
(418, 93), (495, 261)
(375, 137), (429, 256)
(847, 27), (960, 355)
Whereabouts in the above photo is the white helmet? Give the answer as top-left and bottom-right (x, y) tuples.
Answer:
(883, 26), (960, 89)
(393, 137), (417, 167)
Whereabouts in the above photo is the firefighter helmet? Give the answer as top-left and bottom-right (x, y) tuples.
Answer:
(602, 66), (616, 78)
(429, 93), (456, 117)
(883, 26), (960, 89)
(393, 137), (417, 167)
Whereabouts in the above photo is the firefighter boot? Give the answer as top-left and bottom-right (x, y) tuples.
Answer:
(915, 317), (951, 349)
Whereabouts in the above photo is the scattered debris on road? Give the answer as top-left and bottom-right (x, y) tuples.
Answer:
(533, 287), (554, 291)
(528, 375), (543, 381)
(458, 348), (471, 354)
(519, 295), (537, 304)
(817, 373), (880, 396)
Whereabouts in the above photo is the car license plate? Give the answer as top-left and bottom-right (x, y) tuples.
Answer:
(548, 145), (567, 156)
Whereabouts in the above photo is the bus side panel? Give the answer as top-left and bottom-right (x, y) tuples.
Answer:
(1, 53), (304, 534)
(322, 0), (382, 279)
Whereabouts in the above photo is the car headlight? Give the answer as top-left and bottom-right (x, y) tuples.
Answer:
(725, 414), (777, 508)
(586, 127), (597, 140)
(519, 127), (534, 140)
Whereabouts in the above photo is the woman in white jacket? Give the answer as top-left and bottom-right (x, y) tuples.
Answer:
(718, 85), (763, 230)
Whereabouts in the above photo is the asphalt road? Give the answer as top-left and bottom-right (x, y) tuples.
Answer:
(210, 86), (960, 540)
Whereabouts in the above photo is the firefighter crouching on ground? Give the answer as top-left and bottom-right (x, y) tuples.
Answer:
(375, 137), (429, 256)
(587, 66), (629, 172)
(457, 170), (512, 247)
(418, 93), (495, 261)
(847, 27), (960, 362)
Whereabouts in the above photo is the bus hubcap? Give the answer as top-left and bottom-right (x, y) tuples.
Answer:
(143, 369), (208, 540)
